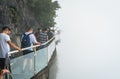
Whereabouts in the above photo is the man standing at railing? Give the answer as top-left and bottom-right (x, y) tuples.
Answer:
(21, 27), (40, 72)
(39, 28), (48, 44)
(47, 27), (54, 40)
(21, 27), (40, 54)
(0, 26), (22, 71)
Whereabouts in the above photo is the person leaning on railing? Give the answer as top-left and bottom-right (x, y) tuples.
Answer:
(34, 28), (48, 49)
(21, 27), (41, 72)
(21, 27), (41, 55)
(0, 26), (22, 75)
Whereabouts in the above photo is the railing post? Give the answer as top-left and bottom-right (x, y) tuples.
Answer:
(33, 47), (37, 75)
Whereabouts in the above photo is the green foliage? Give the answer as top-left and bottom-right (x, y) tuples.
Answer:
(27, 0), (60, 28)
(0, 0), (4, 4)
(9, 6), (19, 23)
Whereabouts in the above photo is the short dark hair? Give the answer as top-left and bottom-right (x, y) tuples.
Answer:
(2, 26), (11, 31)
(37, 28), (42, 31)
(42, 28), (48, 31)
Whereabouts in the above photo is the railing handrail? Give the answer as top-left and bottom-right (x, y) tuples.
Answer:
(9, 36), (55, 55)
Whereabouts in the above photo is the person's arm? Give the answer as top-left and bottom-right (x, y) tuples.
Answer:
(5, 35), (22, 51)
(31, 34), (41, 45)
(46, 35), (48, 41)
(35, 42), (41, 45)
(7, 41), (22, 51)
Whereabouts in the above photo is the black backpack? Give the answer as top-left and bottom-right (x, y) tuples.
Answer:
(21, 33), (31, 48)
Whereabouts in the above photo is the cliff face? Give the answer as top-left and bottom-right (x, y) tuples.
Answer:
(0, 0), (40, 34)
(0, 0), (60, 46)
(0, 0), (40, 46)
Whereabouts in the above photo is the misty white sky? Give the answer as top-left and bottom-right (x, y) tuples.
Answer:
(55, 0), (120, 79)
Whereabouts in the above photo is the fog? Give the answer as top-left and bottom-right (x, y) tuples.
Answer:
(54, 0), (120, 79)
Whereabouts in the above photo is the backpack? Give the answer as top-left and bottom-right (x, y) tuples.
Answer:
(21, 33), (31, 48)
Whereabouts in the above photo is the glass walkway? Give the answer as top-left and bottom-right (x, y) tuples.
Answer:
(8, 37), (56, 79)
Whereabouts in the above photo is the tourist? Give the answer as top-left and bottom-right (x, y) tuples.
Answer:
(0, 26), (22, 70)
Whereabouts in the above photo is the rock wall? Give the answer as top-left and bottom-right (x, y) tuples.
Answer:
(0, 0), (40, 45)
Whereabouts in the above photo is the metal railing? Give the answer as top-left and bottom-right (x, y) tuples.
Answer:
(9, 36), (55, 55)
(8, 36), (56, 79)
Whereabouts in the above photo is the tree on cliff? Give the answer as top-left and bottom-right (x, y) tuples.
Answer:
(27, 0), (60, 28)
(0, 0), (60, 33)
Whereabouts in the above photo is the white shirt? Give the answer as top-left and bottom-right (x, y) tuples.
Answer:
(21, 32), (37, 51)
(0, 33), (11, 58)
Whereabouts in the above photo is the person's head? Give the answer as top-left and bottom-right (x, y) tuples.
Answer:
(43, 28), (48, 32)
(2, 26), (11, 35)
(37, 28), (42, 32)
(27, 27), (33, 33)
(47, 27), (50, 32)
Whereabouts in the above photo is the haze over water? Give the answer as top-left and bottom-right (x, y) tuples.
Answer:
(50, 0), (120, 79)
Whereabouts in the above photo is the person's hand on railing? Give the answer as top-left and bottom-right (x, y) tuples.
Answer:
(35, 42), (41, 46)
(39, 42), (42, 46)
(0, 69), (9, 79)
(17, 48), (22, 52)
(8, 41), (22, 52)
(1, 69), (9, 74)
